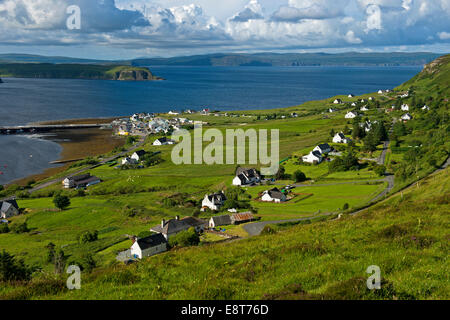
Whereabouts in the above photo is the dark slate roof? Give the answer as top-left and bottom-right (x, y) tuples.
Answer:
(211, 215), (232, 226)
(312, 151), (323, 158)
(151, 218), (192, 235)
(0, 199), (18, 210)
(182, 216), (207, 227)
(267, 188), (285, 200)
(207, 192), (227, 205)
(72, 174), (91, 182)
(236, 168), (260, 178)
(75, 176), (101, 186)
(134, 150), (147, 157)
(317, 143), (331, 151)
(136, 233), (167, 250)
(338, 133), (346, 139)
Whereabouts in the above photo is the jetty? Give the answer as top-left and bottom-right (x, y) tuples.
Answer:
(0, 124), (104, 135)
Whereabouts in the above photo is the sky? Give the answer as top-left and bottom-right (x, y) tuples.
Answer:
(0, 0), (449, 59)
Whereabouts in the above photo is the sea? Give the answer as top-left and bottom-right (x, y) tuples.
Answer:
(0, 65), (422, 184)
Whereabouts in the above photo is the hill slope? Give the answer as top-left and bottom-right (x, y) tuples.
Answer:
(0, 64), (162, 81)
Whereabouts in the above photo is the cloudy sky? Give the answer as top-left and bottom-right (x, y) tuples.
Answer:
(0, 0), (449, 59)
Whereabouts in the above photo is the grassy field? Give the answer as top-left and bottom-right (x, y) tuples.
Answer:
(2, 167), (447, 300)
(0, 55), (448, 300)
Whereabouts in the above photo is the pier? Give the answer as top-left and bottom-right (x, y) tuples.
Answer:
(0, 124), (104, 135)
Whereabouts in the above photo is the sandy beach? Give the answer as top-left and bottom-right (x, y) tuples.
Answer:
(9, 118), (125, 186)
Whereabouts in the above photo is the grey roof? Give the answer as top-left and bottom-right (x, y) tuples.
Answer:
(0, 199), (19, 213)
(207, 192), (227, 205)
(236, 168), (260, 178)
(134, 150), (147, 157)
(210, 215), (232, 226)
(151, 218), (193, 235)
(266, 188), (285, 200)
(317, 143), (331, 151)
(75, 176), (101, 186)
(312, 151), (323, 158)
(136, 233), (167, 250)
(71, 174), (91, 182)
(181, 216), (207, 228)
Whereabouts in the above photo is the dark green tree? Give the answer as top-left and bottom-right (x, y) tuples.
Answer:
(53, 194), (71, 211)
(293, 170), (307, 183)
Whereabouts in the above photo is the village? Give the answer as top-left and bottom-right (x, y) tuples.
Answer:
(0, 85), (438, 266)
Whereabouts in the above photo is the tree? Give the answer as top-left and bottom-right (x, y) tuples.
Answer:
(0, 250), (32, 282)
(363, 132), (379, 153)
(275, 166), (288, 180)
(78, 230), (98, 244)
(46, 242), (56, 263)
(330, 128), (335, 137)
(53, 194), (70, 211)
(168, 227), (200, 248)
(374, 122), (388, 142)
(11, 222), (29, 234)
(343, 125), (351, 135)
(0, 223), (9, 234)
(374, 165), (386, 177)
(54, 249), (66, 274)
(293, 170), (307, 183)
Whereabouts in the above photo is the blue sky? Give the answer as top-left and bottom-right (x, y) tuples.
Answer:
(0, 0), (449, 59)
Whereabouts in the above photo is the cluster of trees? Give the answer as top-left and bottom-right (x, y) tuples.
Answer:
(222, 187), (252, 211)
(141, 152), (163, 167)
(0, 250), (33, 282)
(329, 150), (359, 173)
(168, 227), (200, 248)
(78, 230), (99, 244)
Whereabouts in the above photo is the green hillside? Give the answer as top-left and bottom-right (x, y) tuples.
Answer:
(0, 64), (159, 81)
(0, 55), (448, 300)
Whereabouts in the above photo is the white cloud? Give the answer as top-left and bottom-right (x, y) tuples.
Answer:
(0, 0), (448, 57)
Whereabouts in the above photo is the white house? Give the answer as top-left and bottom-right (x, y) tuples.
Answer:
(261, 188), (287, 203)
(202, 191), (227, 211)
(333, 99), (343, 104)
(302, 151), (323, 164)
(345, 111), (358, 119)
(313, 143), (332, 154)
(378, 90), (383, 94)
(360, 106), (369, 111)
(122, 157), (138, 165)
(401, 104), (410, 111)
(151, 216), (206, 240)
(351, 102), (357, 107)
(329, 108), (337, 113)
(63, 174), (101, 189)
(131, 150), (147, 162)
(368, 97), (374, 101)
(232, 168), (261, 186)
(153, 137), (175, 146)
(168, 110), (179, 115)
(422, 105), (430, 111)
(401, 113), (412, 121)
(0, 199), (19, 219)
(348, 94), (355, 98)
(333, 133), (351, 144)
(130, 234), (167, 259)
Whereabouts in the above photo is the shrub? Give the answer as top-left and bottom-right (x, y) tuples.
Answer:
(0, 223), (9, 234)
(293, 170), (307, 183)
(11, 222), (29, 234)
(343, 203), (349, 210)
(53, 194), (71, 211)
(169, 227), (200, 248)
(0, 250), (33, 282)
(78, 230), (99, 244)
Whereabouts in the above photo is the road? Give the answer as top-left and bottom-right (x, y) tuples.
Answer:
(26, 139), (145, 194)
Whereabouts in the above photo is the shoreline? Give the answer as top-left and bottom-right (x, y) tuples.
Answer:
(7, 119), (126, 186)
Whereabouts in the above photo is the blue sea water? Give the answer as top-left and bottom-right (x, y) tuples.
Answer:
(0, 65), (422, 184)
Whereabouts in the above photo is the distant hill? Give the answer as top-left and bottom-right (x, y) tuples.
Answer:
(0, 52), (443, 67)
(131, 52), (443, 67)
(0, 54), (128, 65)
(0, 64), (162, 81)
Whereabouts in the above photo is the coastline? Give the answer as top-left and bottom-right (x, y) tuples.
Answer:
(8, 118), (125, 186)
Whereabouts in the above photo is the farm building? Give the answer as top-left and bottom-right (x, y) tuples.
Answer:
(231, 212), (256, 225)
(0, 199), (19, 219)
(209, 215), (232, 228)
(130, 234), (167, 259)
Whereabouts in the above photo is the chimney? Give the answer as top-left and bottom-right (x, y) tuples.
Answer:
(161, 219), (166, 228)
(131, 236), (138, 244)
(175, 215), (180, 221)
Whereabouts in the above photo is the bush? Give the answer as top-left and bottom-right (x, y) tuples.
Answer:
(0, 250), (33, 282)
(53, 194), (71, 211)
(169, 227), (200, 248)
(293, 170), (307, 183)
(0, 223), (9, 234)
(343, 203), (349, 210)
(11, 222), (29, 234)
(78, 230), (99, 244)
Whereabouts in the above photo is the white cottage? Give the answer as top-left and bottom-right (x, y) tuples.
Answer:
(401, 104), (410, 111)
(130, 234), (167, 259)
(202, 191), (227, 211)
(333, 133), (351, 144)
(0, 199), (19, 219)
(232, 168), (261, 186)
(302, 151), (323, 164)
(345, 111), (358, 119)
(261, 188), (287, 203)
